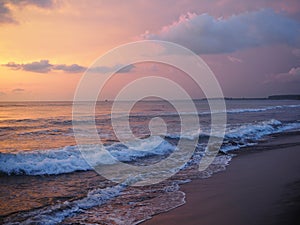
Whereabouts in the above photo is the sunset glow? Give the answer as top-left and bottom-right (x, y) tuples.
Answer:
(0, 0), (299, 100)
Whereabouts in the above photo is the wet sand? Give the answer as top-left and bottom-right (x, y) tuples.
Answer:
(143, 132), (300, 225)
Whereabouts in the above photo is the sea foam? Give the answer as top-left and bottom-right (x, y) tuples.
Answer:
(0, 136), (174, 175)
(0, 119), (299, 176)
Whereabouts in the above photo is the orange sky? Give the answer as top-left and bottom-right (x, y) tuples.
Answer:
(0, 0), (299, 101)
(0, 1), (132, 100)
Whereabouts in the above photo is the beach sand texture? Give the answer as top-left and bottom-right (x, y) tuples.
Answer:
(143, 132), (300, 225)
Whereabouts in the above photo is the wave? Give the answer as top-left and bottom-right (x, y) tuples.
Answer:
(2, 182), (126, 225)
(0, 146), (90, 175)
(166, 119), (300, 151)
(197, 104), (300, 115)
(1, 119), (299, 176)
(224, 104), (300, 114)
(221, 119), (300, 152)
(1, 178), (191, 225)
(0, 136), (175, 176)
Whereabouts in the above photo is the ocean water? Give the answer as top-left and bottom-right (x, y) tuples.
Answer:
(0, 100), (300, 224)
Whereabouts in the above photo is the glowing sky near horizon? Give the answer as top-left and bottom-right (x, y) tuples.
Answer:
(0, 0), (299, 101)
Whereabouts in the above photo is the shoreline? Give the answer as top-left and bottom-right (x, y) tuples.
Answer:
(1, 131), (299, 224)
(142, 131), (300, 225)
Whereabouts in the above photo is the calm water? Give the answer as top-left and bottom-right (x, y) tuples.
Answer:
(0, 100), (300, 224)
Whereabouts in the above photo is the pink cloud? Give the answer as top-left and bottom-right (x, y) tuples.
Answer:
(266, 67), (300, 84)
(227, 56), (243, 63)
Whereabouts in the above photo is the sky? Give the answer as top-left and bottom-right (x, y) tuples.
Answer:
(0, 0), (300, 101)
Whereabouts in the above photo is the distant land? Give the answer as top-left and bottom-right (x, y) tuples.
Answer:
(199, 95), (300, 101)
(267, 95), (300, 100)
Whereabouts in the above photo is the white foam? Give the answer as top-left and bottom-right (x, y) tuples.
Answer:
(222, 119), (300, 152)
(3, 183), (126, 225)
(201, 104), (300, 115)
(166, 128), (202, 140)
(0, 136), (175, 175)
(1, 118), (299, 176)
(0, 146), (91, 175)
(226, 119), (282, 139)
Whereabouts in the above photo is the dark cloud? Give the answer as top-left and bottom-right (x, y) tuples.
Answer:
(22, 60), (53, 73)
(89, 64), (135, 74)
(0, 0), (55, 24)
(10, 0), (55, 8)
(0, 91), (6, 96)
(3, 60), (74, 74)
(3, 60), (135, 74)
(0, 2), (15, 24)
(3, 62), (21, 70)
(53, 64), (86, 73)
(12, 88), (25, 93)
(117, 64), (135, 73)
(143, 9), (300, 54)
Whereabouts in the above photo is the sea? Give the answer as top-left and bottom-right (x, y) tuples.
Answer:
(0, 100), (300, 224)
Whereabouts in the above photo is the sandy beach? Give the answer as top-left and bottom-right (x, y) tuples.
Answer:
(143, 132), (300, 225)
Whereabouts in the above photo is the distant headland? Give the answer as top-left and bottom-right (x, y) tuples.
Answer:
(198, 95), (300, 101)
(267, 95), (300, 100)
